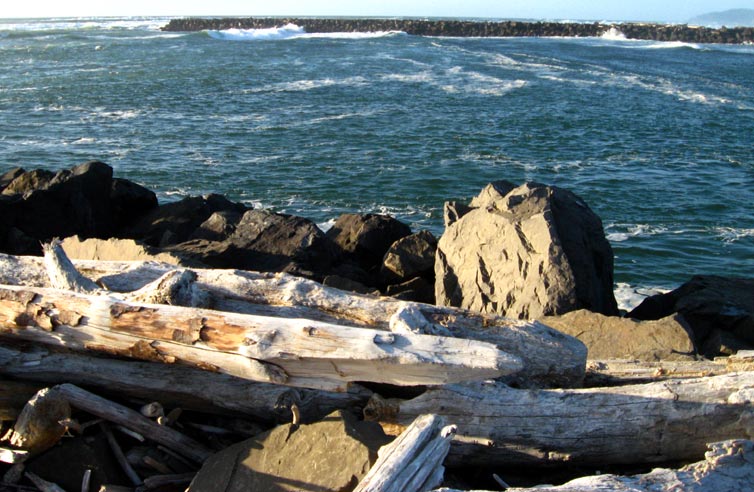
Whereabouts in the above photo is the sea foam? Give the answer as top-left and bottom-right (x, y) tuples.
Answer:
(207, 24), (403, 42)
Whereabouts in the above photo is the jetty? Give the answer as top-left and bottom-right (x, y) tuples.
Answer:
(161, 17), (754, 44)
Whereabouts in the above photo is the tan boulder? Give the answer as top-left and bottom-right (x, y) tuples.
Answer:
(61, 236), (187, 265)
(190, 410), (389, 492)
(540, 310), (696, 361)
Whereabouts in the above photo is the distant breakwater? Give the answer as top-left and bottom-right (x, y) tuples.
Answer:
(161, 18), (754, 44)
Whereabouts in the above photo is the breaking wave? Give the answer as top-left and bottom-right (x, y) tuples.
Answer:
(206, 23), (403, 41)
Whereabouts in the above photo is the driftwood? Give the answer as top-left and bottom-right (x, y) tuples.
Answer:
(355, 414), (455, 492)
(434, 439), (754, 492)
(0, 344), (368, 424)
(0, 252), (587, 388)
(585, 351), (754, 386)
(365, 372), (754, 467)
(50, 383), (211, 463)
(0, 283), (519, 391)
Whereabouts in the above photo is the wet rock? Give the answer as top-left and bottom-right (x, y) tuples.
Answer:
(435, 182), (618, 320)
(540, 310), (697, 361)
(190, 410), (389, 492)
(326, 213), (412, 273)
(629, 275), (754, 357)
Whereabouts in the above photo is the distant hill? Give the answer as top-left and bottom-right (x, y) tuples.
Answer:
(687, 8), (754, 27)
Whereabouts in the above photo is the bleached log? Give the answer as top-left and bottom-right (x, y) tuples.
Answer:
(0, 284), (520, 391)
(364, 372), (754, 467)
(354, 414), (455, 492)
(585, 352), (754, 386)
(0, 253), (587, 388)
(433, 439), (754, 492)
(0, 344), (368, 424)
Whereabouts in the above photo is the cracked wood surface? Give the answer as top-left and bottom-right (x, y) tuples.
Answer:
(0, 252), (587, 388)
(0, 284), (521, 391)
(364, 373), (754, 467)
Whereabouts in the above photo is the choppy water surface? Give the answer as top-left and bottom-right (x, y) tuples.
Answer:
(1, 18), (753, 308)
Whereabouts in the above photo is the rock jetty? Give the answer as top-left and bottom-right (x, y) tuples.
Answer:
(161, 17), (754, 44)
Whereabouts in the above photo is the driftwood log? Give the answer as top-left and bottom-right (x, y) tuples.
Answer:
(434, 439), (754, 492)
(0, 251), (587, 388)
(0, 343), (368, 424)
(0, 283), (520, 391)
(365, 373), (754, 467)
(355, 414), (455, 492)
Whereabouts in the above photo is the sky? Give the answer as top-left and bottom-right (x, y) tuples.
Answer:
(1, 0), (752, 23)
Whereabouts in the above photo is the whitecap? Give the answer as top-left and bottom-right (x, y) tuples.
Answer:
(70, 137), (95, 145)
(606, 223), (669, 242)
(714, 226), (754, 243)
(601, 27), (627, 41)
(317, 218), (337, 233)
(207, 23), (403, 42)
(613, 283), (670, 312)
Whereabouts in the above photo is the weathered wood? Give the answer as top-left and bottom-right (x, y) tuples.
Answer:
(433, 439), (754, 492)
(100, 423), (142, 486)
(25, 472), (66, 492)
(0, 284), (521, 391)
(0, 344), (368, 424)
(0, 253), (587, 388)
(50, 383), (212, 463)
(7, 387), (70, 458)
(355, 414), (455, 492)
(585, 353), (754, 386)
(365, 373), (754, 467)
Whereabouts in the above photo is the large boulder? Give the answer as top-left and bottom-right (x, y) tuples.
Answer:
(540, 310), (697, 361)
(0, 162), (160, 255)
(628, 275), (754, 357)
(326, 213), (412, 273)
(61, 236), (188, 266)
(435, 181), (618, 319)
(171, 209), (338, 280)
(0, 161), (116, 254)
(190, 410), (389, 492)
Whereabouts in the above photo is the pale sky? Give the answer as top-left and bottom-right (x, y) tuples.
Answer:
(1, 0), (752, 23)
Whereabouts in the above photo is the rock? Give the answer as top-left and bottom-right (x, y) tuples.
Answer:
(1, 169), (55, 196)
(443, 201), (474, 228)
(190, 410), (389, 492)
(0, 167), (26, 193)
(380, 230), (437, 285)
(124, 193), (247, 247)
(386, 277), (436, 304)
(435, 182), (618, 319)
(110, 177), (158, 229)
(540, 310), (696, 361)
(171, 209), (338, 280)
(0, 161), (117, 254)
(61, 236), (189, 265)
(188, 210), (243, 241)
(629, 275), (754, 357)
(326, 213), (412, 272)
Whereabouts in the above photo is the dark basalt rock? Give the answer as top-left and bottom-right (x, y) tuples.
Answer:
(380, 230), (438, 286)
(628, 275), (754, 357)
(326, 213), (412, 273)
(110, 177), (158, 229)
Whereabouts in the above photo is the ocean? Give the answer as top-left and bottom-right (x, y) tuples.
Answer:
(1, 17), (752, 310)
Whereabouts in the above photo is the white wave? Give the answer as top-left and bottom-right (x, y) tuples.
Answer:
(69, 137), (96, 145)
(614, 283), (670, 312)
(317, 218), (337, 233)
(207, 23), (402, 42)
(601, 27), (627, 40)
(1, 17), (168, 32)
(245, 76), (369, 94)
(606, 223), (668, 242)
(382, 67), (526, 96)
(643, 40), (702, 50)
(714, 226), (754, 243)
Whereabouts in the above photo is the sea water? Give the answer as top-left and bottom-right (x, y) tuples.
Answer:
(1, 17), (753, 310)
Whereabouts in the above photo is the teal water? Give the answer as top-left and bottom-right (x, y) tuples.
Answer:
(1, 18), (753, 308)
